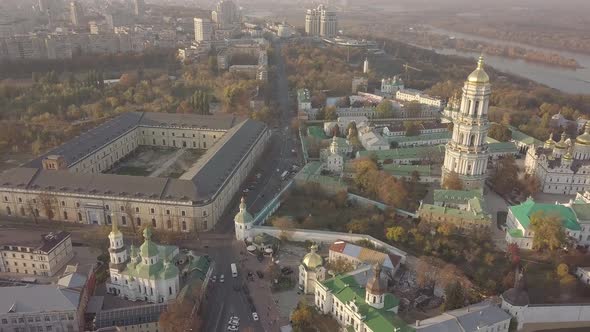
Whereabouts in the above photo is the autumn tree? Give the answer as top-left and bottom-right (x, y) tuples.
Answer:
(404, 101), (422, 118)
(375, 100), (394, 118)
(272, 216), (297, 241)
(324, 106), (337, 121)
(346, 121), (358, 139)
(415, 256), (444, 289)
(488, 123), (512, 142)
(520, 174), (541, 196)
(491, 155), (519, 195)
(291, 300), (314, 329)
(38, 193), (57, 220)
(530, 211), (566, 251)
(326, 257), (355, 274)
(403, 121), (421, 136)
(386, 226), (405, 242)
(443, 281), (466, 311)
(442, 171), (463, 190)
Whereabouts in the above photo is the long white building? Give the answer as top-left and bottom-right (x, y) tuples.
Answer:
(525, 126), (590, 195)
(0, 112), (270, 233)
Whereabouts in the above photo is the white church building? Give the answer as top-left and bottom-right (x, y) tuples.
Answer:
(106, 222), (180, 303)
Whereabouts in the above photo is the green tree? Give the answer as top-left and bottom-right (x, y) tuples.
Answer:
(530, 211), (566, 251)
(443, 281), (465, 311)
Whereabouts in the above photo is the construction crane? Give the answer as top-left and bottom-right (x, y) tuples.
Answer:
(403, 63), (422, 81)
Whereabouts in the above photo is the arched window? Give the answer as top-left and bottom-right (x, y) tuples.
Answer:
(136, 217), (141, 226)
(182, 220), (187, 231)
(63, 211), (68, 220)
(107, 215), (112, 224)
(6, 206), (11, 215)
(121, 216), (127, 225)
(152, 218), (157, 228)
(469, 135), (475, 147)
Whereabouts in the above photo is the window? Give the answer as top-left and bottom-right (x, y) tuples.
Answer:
(78, 213), (82, 222)
(18, 197), (22, 203)
(152, 218), (157, 227)
(61, 201), (65, 207)
(6, 206), (11, 215)
(169, 286), (172, 295)
(136, 217), (141, 226)
(63, 211), (68, 220)
(105, 204), (110, 210)
(166, 209), (170, 215)
(3, 196), (7, 202)
(107, 215), (112, 224)
(150, 208), (155, 214)
(166, 220), (172, 229)
(181, 211), (186, 217)
(20, 207), (25, 216)
(135, 207), (140, 213)
(44, 316), (50, 322)
(121, 216), (127, 225)
(120, 206), (125, 212)
(182, 221), (186, 231)
(76, 202), (80, 208)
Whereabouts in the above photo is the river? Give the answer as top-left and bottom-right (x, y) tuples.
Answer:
(425, 27), (590, 95)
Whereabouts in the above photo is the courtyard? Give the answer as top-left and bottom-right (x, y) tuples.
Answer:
(106, 146), (206, 178)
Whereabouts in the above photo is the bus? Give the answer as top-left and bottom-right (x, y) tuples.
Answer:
(231, 263), (238, 278)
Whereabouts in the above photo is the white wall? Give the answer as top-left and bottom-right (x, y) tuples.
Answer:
(250, 226), (407, 263)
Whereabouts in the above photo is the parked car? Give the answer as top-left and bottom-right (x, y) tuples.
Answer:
(228, 316), (239, 326)
(220, 274), (225, 283)
(227, 325), (238, 331)
(252, 312), (259, 321)
(211, 275), (216, 283)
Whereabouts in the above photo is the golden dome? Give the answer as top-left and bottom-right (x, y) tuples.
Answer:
(467, 55), (490, 84)
(576, 122), (590, 146)
(302, 244), (323, 270)
(555, 132), (568, 149)
(563, 150), (573, 160)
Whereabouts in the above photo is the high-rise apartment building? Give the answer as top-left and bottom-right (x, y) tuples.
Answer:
(212, 0), (239, 29)
(134, 0), (145, 16)
(194, 18), (213, 42)
(305, 5), (337, 37)
(69, 1), (83, 26)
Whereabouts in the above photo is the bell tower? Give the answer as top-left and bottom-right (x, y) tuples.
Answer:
(108, 217), (128, 271)
(441, 55), (491, 189)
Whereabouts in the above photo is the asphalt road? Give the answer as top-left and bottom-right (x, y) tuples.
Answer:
(200, 39), (298, 331)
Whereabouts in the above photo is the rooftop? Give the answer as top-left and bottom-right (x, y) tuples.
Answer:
(321, 270), (411, 332)
(0, 285), (81, 313)
(1, 231), (71, 253)
(419, 204), (489, 221)
(509, 198), (580, 231)
(433, 189), (483, 205)
(0, 113), (267, 205)
(329, 240), (402, 270)
(415, 301), (511, 332)
(357, 145), (446, 160)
